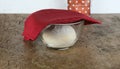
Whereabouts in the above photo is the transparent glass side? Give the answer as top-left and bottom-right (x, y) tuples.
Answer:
(36, 21), (84, 49)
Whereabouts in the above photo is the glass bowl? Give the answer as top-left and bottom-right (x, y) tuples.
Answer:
(38, 21), (84, 50)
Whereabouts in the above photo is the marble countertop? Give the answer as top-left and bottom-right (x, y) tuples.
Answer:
(0, 14), (120, 69)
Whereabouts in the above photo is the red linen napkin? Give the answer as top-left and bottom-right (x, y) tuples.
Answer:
(23, 9), (101, 41)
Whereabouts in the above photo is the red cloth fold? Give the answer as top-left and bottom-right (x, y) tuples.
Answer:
(23, 9), (101, 41)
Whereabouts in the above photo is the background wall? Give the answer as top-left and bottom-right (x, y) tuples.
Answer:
(0, 0), (119, 14)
